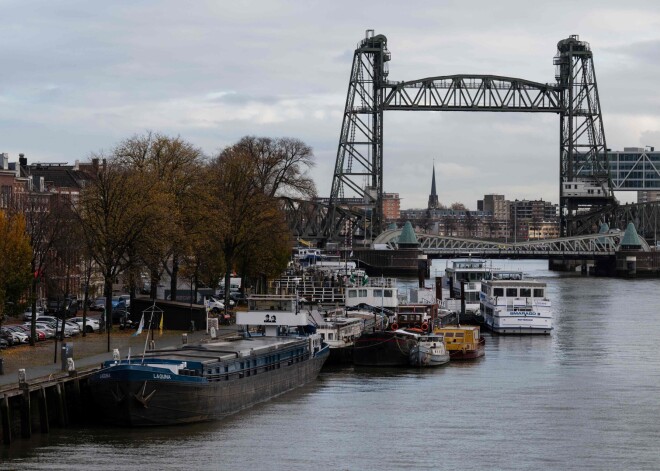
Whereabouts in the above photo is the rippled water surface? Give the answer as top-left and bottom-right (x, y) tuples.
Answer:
(3, 260), (660, 470)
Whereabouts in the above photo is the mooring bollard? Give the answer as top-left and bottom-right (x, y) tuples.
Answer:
(182, 333), (188, 344)
(210, 326), (217, 340)
(18, 368), (27, 388)
(149, 340), (155, 350)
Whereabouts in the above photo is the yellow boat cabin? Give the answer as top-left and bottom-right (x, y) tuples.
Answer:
(433, 325), (485, 359)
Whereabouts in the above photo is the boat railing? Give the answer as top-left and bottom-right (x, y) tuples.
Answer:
(203, 351), (311, 382)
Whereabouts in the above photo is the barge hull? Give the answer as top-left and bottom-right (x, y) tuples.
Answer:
(89, 349), (328, 426)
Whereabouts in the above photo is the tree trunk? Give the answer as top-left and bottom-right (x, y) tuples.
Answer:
(170, 253), (179, 301)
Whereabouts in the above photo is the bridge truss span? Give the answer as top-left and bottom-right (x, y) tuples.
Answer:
(383, 75), (562, 112)
(372, 229), (646, 258)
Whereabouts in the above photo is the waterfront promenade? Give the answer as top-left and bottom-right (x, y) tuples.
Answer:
(0, 328), (230, 390)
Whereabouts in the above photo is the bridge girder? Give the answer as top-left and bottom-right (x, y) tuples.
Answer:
(383, 75), (562, 112)
(372, 229), (649, 257)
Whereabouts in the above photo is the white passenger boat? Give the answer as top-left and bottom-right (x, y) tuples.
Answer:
(441, 259), (493, 315)
(409, 332), (450, 367)
(479, 273), (552, 334)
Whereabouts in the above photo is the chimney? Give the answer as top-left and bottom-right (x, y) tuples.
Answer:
(19, 153), (27, 167)
(39, 176), (45, 192)
(92, 158), (99, 171)
(0, 153), (8, 170)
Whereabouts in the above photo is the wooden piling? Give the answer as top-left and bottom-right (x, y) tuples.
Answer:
(38, 387), (49, 434)
(69, 375), (81, 424)
(54, 383), (68, 427)
(20, 388), (31, 439)
(1, 395), (11, 445)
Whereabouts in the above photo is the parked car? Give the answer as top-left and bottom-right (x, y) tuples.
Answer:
(45, 297), (79, 317)
(34, 315), (61, 325)
(27, 327), (47, 342)
(23, 306), (45, 321)
(0, 337), (8, 349)
(0, 331), (15, 347)
(69, 316), (102, 333)
(45, 320), (80, 337)
(2, 326), (29, 344)
(91, 297), (106, 311)
(230, 292), (247, 305)
(29, 322), (57, 339)
(207, 296), (234, 312)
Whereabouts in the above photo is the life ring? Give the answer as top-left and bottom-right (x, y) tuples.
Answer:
(391, 323), (399, 330)
(421, 322), (429, 331)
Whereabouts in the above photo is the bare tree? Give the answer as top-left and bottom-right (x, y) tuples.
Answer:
(114, 132), (204, 301)
(76, 160), (165, 351)
(206, 147), (291, 310)
(230, 136), (316, 199)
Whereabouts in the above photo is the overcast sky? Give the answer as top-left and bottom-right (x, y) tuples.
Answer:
(2, 0), (659, 208)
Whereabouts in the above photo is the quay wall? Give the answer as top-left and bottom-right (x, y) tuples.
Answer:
(1, 370), (95, 446)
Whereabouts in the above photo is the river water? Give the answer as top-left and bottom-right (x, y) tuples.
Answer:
(2, 259), (660, 470)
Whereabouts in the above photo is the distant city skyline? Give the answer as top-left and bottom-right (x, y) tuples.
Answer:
(1, 1), (658, 207)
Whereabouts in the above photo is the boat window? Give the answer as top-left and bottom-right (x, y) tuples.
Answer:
(506, 288), (517, 297)
(534, 289), (544, 297)
(328, 333), (334, 340)
(348, 290), (357, 298)
(399, 315), (407, 321)
(520, 288), (531, 297)
(444, 332), (454, 337)
(384, 290), (393, 297)
(320, 333), (325, 340)
(374, 289), (383, 297)
(494, 288), (504, 297)
(359, 289), (367, 297)
(454, 332), (464, 338)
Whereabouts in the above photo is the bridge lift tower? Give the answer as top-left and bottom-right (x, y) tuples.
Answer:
(327, 31), (615, 240)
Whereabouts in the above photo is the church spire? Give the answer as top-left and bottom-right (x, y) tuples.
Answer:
(427, 161), (439, 209)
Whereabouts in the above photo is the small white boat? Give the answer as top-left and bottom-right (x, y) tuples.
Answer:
(409, 332), (450, 367)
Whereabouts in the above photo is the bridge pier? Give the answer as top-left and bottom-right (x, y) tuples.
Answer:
(548, 259), (582, 272)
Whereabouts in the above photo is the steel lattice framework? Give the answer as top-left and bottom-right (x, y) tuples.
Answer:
(327, 31), (614, 242)
(382, 75), (562, 112)
(373, 229), (649, 257)
(280, 197), (367, 242)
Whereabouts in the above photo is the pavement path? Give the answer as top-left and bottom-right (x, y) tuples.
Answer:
(0, 326), (240, 389)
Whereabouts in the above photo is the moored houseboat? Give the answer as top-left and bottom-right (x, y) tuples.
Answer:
(441, 259), (493, 315)
(434, 325), (485, 359)
(312, 308), (384, 365)
(352, 329), (418, 366)
(88, 295), (329, 426)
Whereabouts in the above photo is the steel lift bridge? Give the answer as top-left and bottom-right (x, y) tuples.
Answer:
(290, 30), (616, 244)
